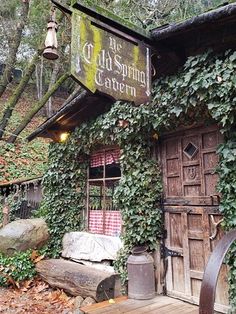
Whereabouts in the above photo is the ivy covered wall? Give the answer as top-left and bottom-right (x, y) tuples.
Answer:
(41, 102), (163, 264)
(41, 49), (236, 310)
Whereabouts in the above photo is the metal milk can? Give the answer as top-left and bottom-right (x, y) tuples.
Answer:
(127, 246), (155, 300)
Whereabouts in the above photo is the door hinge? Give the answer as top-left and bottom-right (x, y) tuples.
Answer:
(163, 229), (167, 239)
(161, 244), (182, 258)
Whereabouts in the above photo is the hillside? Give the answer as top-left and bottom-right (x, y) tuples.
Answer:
(0, 84), (68, 183)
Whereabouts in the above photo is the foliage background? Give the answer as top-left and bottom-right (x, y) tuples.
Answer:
(79, 0), (230, 30)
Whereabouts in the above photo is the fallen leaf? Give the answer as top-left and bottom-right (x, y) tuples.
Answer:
(21, 279), (33, 292)
(33, 255), (45, 264)
(30, 250), (39, 262)
(33, 282), (49, 293)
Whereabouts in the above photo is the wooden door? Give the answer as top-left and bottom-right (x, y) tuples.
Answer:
(160, 125), (229, 313)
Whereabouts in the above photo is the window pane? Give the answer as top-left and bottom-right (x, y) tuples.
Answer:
(105, 163), (121, 178)
(89, 166), (103, 179)
(89, 183), (102, 210)
(104, 180), (119, 211)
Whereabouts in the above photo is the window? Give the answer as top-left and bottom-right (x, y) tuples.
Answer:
(87, 147), (122, 237)
(183, 142), (198, 159)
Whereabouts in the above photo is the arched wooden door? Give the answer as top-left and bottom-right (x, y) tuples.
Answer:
(160, 125), (229, 313)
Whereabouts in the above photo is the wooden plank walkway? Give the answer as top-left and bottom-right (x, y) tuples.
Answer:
(81, 295), (199, 314)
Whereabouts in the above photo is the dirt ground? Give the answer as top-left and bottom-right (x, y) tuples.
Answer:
(0, 280), (75, 314)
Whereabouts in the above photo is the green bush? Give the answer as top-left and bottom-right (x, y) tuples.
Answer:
(0, 250), (36, 287)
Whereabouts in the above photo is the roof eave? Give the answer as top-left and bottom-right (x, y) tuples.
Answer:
(0, 176), (42, 188)
(27, 90), (114, 142)
(151, 3), (236, 41)
(27, 90), (88, 141)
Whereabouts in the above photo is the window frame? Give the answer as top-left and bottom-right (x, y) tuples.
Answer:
(86, 146), (121, 235)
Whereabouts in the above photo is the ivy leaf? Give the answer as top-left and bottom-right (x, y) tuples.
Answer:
(229, 52), (236, 62)
(170, 107), (182, 117)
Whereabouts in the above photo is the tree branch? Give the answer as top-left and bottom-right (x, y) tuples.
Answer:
(7, 72), (70, 143)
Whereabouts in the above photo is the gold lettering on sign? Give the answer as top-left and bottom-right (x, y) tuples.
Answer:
(77, 37), (146, 99)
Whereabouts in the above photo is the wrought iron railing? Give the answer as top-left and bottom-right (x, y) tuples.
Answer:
(14, 200), (40, 219)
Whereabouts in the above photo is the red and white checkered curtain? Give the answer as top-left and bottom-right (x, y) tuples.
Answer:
(88, 210), (122, 237)
(90, 149), (120, 168)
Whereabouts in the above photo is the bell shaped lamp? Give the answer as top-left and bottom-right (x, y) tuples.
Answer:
(43, 8), (59, 60)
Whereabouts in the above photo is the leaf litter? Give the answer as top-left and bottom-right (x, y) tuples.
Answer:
(0, 278), (76, 314)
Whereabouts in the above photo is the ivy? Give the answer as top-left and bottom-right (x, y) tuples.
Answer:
(217, 136), (236, 312)
(114, 142), (162, 246)
(0, 250), (36, 286)
(151, 49), (236, 132)
(41, 102), (163, 277)
(113, 141), (162, 285)
(41, 48), (236, 308)
(39, 138), (88, 257)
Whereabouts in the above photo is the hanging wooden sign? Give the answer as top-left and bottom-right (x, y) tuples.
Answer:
(71, 10), (151, 105)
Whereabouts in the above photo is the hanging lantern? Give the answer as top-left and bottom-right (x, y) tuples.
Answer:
(43, 7), (59, 60)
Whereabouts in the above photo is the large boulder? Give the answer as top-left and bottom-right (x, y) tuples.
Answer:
(0, 218), (49, 256)
(62, 232), (122, 262)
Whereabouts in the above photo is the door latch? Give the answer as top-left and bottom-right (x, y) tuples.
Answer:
(161, 244), (183, 258)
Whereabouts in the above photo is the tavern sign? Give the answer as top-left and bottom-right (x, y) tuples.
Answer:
(71, 11), (151, 104)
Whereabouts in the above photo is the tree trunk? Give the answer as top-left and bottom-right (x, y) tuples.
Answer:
(36, 259), (120, 302)
(35, 64), (40, 100)
(7, 72), (70, 143)
(0, 0), (29, 98)
(45, 60), (60, 117)
(0, 53), (40, 139)
(39, 56), (44, 100)
(65, 85), (82, 103)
